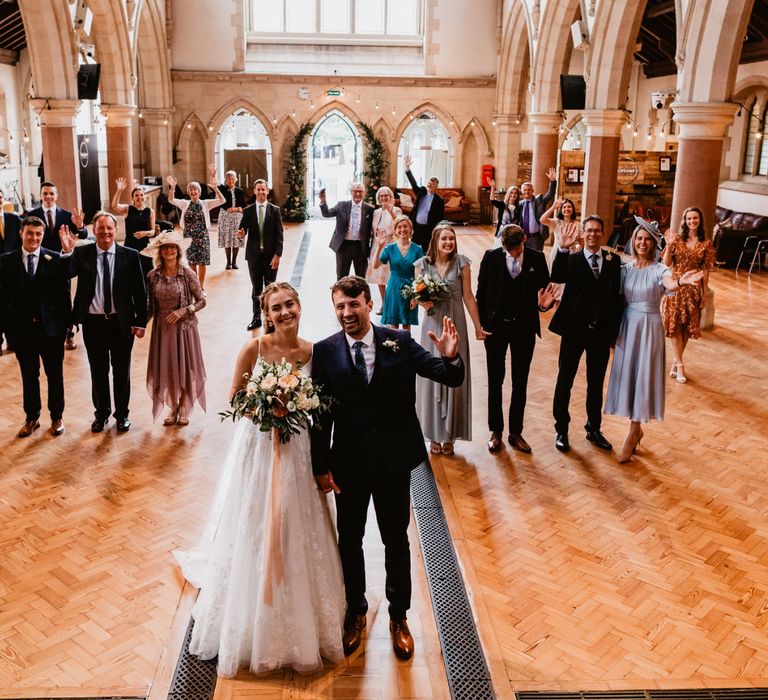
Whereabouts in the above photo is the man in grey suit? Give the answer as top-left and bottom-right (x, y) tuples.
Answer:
(516, 167), (557, 252)
(319, 183), (374, 280)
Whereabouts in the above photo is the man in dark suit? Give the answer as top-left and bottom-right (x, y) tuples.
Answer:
(550, 214), (624, 453)
(0, 217), (71, 437)
(237, 179), (283, 331)
(60, 212), (147, 433)
(0, 191), (22, 253)
(311, 276), (464, 661)
(25, 181), (87, 252)
(476, 224), (552, 454)
(517, 168), (557, 252)
(403, 154), (445, 250)
(319, 183), (374, 280)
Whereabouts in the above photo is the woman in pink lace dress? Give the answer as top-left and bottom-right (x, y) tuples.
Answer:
(142, 230), (207, 426)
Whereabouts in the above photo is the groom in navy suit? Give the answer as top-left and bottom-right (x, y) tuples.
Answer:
(311, 276), (464, 660)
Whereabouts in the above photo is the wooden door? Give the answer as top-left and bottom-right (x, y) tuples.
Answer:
(224, 149), (267, 192)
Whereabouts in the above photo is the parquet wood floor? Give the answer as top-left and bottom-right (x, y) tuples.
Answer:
(2, 220), (767, 699)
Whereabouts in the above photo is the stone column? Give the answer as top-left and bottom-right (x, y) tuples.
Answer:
(670, 102), (737, 231)
(36, 98), (81, 207)
(142, 108), (174, 181)
(528, 112), (561, 191)
(105, 104), (136, 204)
(493, 114), (524, 188)
(581, 110), (626, 232)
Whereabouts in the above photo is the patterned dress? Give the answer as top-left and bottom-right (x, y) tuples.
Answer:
(661, 238), (716, 339)
(184, 202), (210, 266)
(366, 207), (401, 285)
(217, 186), (245, 249)
(146, 266), (207, 420)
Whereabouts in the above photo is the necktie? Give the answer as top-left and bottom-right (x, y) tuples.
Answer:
(522, 201), (530, 232)
(258, 204), (265, 232)
(102, 251), (113, 316)
(350, 204), (360, 238)
(46, 209), (54, 233)
(510, 257), (519, 279)
(352, 341), (368, 383)
(27, 252), (35, 277)
(590, 253), (600, 279)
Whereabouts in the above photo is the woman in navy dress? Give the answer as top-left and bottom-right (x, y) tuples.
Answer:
(374, 214), (423, 330)
(111, 177), (156, 278)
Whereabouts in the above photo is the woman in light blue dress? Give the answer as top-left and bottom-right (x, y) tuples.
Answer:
(604, 225), (704, 463)
(374, 215), (424, 329)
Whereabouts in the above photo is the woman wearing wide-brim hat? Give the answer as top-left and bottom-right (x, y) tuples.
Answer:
(142, 228), (207, 426)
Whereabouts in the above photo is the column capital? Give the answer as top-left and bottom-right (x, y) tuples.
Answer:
(581, 109), (627, 137)
(528, 112), (562, 134)
(32, 99), (81, 127)
(102, 104), (136, 127)
(671, 102), (737, 138)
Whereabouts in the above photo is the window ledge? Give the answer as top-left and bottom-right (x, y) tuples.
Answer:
(247, 33), (422, 47)
(720, 179), (768, 196)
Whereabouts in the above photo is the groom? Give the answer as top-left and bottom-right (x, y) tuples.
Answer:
(311, 276), (464, 660)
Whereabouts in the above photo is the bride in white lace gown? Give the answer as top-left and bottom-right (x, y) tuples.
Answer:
(175, 283), (345, 677)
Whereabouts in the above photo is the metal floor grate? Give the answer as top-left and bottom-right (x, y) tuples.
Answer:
(289, 228), (311, 288)
(167, 619), (218, 700)
(411, 461), (496, 700)
(516, 690), (768, 700)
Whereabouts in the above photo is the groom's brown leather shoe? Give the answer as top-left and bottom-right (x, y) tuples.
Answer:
(342, 613), (366, 656)
(390, 619), (414, 659)
(17, 419), (40, 438)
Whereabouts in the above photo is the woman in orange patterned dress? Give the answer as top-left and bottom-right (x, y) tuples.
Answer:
(661, 206), (716, 383)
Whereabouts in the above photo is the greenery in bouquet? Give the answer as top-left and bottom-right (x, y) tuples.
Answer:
(400, 274), (450, 315)
(219, 358), (332, 443)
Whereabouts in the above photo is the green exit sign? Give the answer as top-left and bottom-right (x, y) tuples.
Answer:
(326, 89), (342, 97)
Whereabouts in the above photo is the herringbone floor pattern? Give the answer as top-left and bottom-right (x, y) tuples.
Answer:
(1, 221), (766, 699)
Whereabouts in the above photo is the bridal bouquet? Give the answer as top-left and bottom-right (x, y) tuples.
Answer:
(401, 274), (450, 315)
(220, 359), (332, 443)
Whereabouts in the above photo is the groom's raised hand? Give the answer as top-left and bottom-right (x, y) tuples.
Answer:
(428, 316), (460, 360)
(315, 471), (341, 495)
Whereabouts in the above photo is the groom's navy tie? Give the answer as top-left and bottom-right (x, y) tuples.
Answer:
(352, 341), (368, 383)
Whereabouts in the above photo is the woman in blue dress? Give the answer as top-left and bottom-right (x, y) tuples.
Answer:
(373, 214), (424, 329)
(604, 224), (703, 463)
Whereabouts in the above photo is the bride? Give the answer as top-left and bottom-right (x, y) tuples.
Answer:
(175, 282), (345, 677)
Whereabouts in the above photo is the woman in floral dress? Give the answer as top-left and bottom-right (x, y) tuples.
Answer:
(661, 206), (716, 384)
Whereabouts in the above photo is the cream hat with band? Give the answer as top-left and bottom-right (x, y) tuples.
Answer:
(140, 228), (192, 257)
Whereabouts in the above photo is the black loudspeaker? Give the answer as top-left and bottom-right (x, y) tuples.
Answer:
(77, 63), (101, 100)
(560, 75), (586, 110)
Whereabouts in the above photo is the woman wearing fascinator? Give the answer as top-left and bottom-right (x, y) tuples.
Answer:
(604, 217), (703, 463)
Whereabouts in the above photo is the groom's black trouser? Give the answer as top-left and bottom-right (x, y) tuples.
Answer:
(335, 467), (411, 620)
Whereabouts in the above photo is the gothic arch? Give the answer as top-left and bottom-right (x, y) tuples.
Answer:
(458, 118), (493, 157)
(392, 102), (458, 147)
(307, 100), (364, 129)
(496, 1), (531, 116)
(276, 114), (300, 135)
(529, 0), (581, 113)
(89, 0), (135, 105)
(585, 0), (647, 109)
(208, 98), (275, 141)
(136, 0), (172, 110)
(175, 112), (208, 153)
(19, 0), (77, 99)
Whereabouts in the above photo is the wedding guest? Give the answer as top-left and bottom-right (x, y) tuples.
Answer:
(365, 186), (401, 314)
(540, 198), (581, 302)
(0, 217), (71, 437)
(166, 166), (225, 290)
(0, 190), (22, 253)
(142, 229), (206, 426)
(217, 170), (246, 271)
(605, 224), (703, 463)
(374, 215), (423, 330)
(661, 206), (716, 384)
(415, 223), (488, 455)
(320, 182), (374, 280)
(488, 179), (521, 243)
(476, 224), (552, 454)
(517, 169), (557, 252)
(111, 177), (156, 278)
(550, 215), (623, 453)
(404, 154), (445, 250)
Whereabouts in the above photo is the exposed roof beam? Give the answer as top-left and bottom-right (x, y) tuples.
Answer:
(646, 1), (675, 19)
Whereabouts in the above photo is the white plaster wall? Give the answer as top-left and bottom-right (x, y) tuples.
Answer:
(717, 187), (768, 216)
(171, 0), (237, 71)
(428, 0), (498, 77)
(0, 62), (26, 209)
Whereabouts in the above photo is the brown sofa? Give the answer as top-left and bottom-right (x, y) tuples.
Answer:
(395, 187), (471, 224)
(713, 206), (768, 267)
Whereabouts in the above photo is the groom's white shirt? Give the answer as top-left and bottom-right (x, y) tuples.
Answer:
(345, 326), (376, 382)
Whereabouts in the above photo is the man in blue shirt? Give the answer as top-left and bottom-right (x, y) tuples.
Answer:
(516, 167), (557, 252)
(404, 155), (445, 250)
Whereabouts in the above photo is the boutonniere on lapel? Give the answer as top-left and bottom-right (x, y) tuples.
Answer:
(382, 339), (400, 353)
(604, 249), (614, 262)
(43, 254), (52, 261)
(528, 266), (535, 272)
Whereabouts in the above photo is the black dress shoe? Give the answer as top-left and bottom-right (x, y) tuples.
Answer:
(247, 319), (261, 331)
(116, 418), (131, 433)
(91, 417), (107, 433)
(487, 432), (503, 453)
(586, 428), (612, 451)
(508, 434), (532, 453)
(342, 613), (366, 656)
(555, 433), (570, 452)
(231, 264), (239, 269)
(225, 263), (231, 270)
